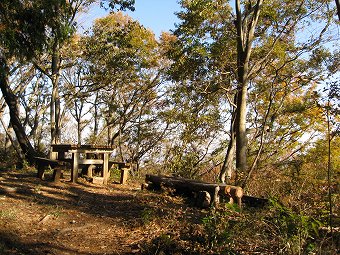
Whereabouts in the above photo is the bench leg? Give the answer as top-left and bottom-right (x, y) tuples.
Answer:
(37, 166), (45, 180)
(103, 153), (109, 185)
(52, 168), (62, 183)
(87, 165), (95, 178)
(120, 168), (129, 184)
(71, 152), (79, 183)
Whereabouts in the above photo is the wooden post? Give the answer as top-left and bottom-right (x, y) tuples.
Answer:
(52, 168), (62, 183)
(37, 165), (45, 180)
(120, 167), (129, 184)
(50, 151), (58, 160)
(87, 165), (95, 178)
(71, 151), (79, 183)
(103, 153), (109, 185)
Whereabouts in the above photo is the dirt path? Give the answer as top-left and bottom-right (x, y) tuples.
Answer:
(0, 170), (200, 255)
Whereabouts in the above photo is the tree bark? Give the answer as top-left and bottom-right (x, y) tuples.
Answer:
(220, 94), (237, 183)
(144, 175), (272, 208)
(225, 185), (243, 208)
(234, 0), (263, 174)
(219, 122), (236, 183)
(0, 58), (36, 164)
(235, 82), (248, 172)
(146, 174), (222, 193)
(0, 118), (22, 159)
(145, 174), (243, 207)
(50, 39), (61, 145)
(336, 0), (340, 21)
(93, 92), (99, 137)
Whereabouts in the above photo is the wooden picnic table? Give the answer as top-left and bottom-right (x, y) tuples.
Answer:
(51, 144), (114, 185)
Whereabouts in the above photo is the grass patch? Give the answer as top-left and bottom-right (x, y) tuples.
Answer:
(48, 205), (64, 218)
(0, 209), (17, 220)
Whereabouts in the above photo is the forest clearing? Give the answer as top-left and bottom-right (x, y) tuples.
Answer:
(0, 168), (264, 255)
(0, 167), (338, 255)
(0, 0), (339, 254)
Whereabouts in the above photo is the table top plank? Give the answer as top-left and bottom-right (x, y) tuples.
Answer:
(51, 144), (113, 153)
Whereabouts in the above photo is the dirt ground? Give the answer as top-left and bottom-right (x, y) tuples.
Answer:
(0, 169), (204, 255)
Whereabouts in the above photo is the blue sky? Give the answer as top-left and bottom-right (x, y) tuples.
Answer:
(79, 0), (182, 38)
(126, 0), (181, 37)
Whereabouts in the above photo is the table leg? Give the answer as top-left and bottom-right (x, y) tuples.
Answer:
(50, 151), (58, 160)
(87, 165), (94, 178)
(120, 167), (129, 184)
(103, 153), (109, 185)
(71, 152), (79, 183)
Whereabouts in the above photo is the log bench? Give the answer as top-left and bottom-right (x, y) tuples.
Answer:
(35, 157), (69, 182)
(143, 175), (217, 207)
(143, 175), (242, 208)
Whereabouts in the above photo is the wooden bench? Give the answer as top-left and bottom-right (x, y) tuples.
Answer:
(35, 157), (68, 182)
(79, 160), (131, 185)
(109, 161), (131, 184)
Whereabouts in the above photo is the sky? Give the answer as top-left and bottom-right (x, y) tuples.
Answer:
(126, 0), (181, 36)
(78, 0), (182, 38)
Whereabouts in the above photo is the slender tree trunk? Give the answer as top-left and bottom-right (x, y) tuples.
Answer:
(235, 79), (248, 172)
(234, 0), (263, 174)
(220, 94), (237, 183)
(0, 118), (22, 159)
(94, 92), (99, 136)
(336, 0), (340, 21)
(5, 122), (14, 150)
(219, 132), (236, 183)
(0, 58), (36, 164)
(77, 119), (82, 145)
(326, 102), (333, 238)
(50, 40), (61, 145)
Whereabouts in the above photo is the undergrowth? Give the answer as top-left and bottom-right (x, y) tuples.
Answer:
(140, 198), (338, 255)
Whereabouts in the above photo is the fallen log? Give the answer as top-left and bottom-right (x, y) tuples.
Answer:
(144, 174), (243, 208)
(196, 189), (220, 208)
(225, 185), (243, 208)
(145, 174), (218, 192)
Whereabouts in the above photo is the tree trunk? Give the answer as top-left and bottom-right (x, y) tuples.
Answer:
(50, 39), (61, 146)
(336, 0), (340, 21)
(220, 94), (237, 183)
(146, 174), (222, 192)
(5, 122), (15, 150)
(235, 82), (248, 172)
(0, 58), (36, 164)
(234, 0), (263, 175)
(0, 118), (22, 159)
(219, 123), (236, 183)
(93, 91), (99, 137)
(77, 119), (82, 145)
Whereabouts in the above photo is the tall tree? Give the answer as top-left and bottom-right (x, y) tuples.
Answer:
(335, 0), (340, 20)
(168, 0), (337, 184)
(0, 0), (54, 163)
(83, 12), (164, 164)
(0, 0), (136, 163)
(32, 0), (93, 146)
(234, 0), (263, 173)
